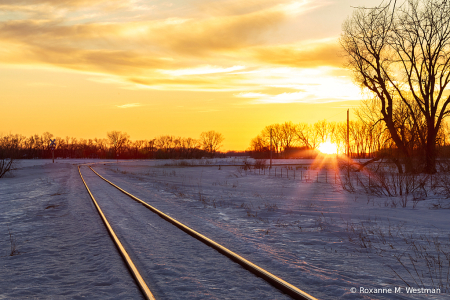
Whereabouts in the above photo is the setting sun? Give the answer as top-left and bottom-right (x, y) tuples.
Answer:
(318, 141), (338, 154)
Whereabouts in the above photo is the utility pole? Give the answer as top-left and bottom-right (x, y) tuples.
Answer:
(347, 109), (350, 177)
(270, 128), (273, 169)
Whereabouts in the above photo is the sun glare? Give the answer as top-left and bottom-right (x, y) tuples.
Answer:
(318, 141), (338, 154)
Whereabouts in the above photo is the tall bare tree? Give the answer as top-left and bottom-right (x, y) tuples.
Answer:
(262, 124), (282, 154)
(200, 131), (224, 157)
(341, 0), (450, 173)
(280, 121), (297, 150)
(249, 134), (268, 152)
(295, 123), (320, 150)
(107, 131), (130, 158)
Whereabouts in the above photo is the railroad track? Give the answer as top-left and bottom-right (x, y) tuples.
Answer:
(78, 164), (318, 300)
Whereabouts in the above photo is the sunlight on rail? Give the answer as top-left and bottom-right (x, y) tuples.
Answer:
(78, 165), (156, 300)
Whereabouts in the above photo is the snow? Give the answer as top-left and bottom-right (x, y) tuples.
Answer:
(0, 158), (449, 299)
(0, 159), (141, 299)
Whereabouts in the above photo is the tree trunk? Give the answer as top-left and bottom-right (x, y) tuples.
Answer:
(393, 158), (403, 174)
(403, 157), (413, 173)
(385, 118), (411, 173)
(424, 131), (437, 174)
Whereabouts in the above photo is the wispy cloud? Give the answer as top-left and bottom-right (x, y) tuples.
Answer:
(116, 103), (142, 108)
(235, 91), (358, 104)
(26, 82), (66, 87)
(250, 39), (344, 68)
(234, 73), (362, 104)
(160, 65), (246, 76)
(235, 91), (310, 103)
(0, 0), (121, 8)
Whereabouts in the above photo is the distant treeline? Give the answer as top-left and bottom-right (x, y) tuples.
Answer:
(0, 130), (226, 160)
(248, 119), (450, 160)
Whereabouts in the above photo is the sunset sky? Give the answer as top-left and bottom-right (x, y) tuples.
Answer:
(0, 0), (382, 150)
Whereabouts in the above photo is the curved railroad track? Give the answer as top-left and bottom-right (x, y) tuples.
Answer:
(78, 164), (318, 300)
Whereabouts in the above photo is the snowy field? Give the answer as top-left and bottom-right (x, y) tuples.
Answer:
(0, 158), (449, 299)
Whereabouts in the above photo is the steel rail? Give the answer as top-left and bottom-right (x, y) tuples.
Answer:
(78, 166), (156, 300)
(89, 165), (318, 300)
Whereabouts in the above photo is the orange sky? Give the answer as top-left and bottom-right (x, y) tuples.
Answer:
(0, 0), (381, 151)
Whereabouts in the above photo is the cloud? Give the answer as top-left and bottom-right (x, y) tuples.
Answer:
(0, 20), (174, 75)
(196, 0), (290, 16)
(234, 74), (363, 104)
(0, 0), (116, 8)
(235, 91), (356, 104)
(250, 40), (345, 68)
(160, 65), (246, 76)
(0, 6), (287, 72)
(148, 10), (286, 55)
(0, 5), (287, 53)
(127, 76), (250, 91)
(234, 92), (268, 98)
(26, 82), (66, 87)
(196, 0), (315, 18)
(116, 103), (141, 108)
(235, 91), (309, 103)
(0, 0), (349, 94)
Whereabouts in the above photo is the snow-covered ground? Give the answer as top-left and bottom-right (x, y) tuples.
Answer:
(0, 159), (142, 299)
(0, 158), (449, 299)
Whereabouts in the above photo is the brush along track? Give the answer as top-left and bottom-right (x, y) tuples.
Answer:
(79, 164), (318, 300)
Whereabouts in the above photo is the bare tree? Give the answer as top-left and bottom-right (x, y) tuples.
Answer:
(295, 123), (320, 150)
(145, 139), (156, 158)
(280, 121), (297, 150)
(180, 137), (199, 158)
(132, 140), (145, 158)
(156, 136), (174, 154)
(0, 134), (22, 178)
(200, 131), (224, 157)
(249, 134), (268, 153)
(262, 124), (282, 154)
(107, 131), (130, 158)
(94, 138), (108, 158)
(341, 0), (450, 173)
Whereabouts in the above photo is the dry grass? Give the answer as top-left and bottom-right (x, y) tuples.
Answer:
(344, 217), (450, 292)
(7, 226), (19, 256)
